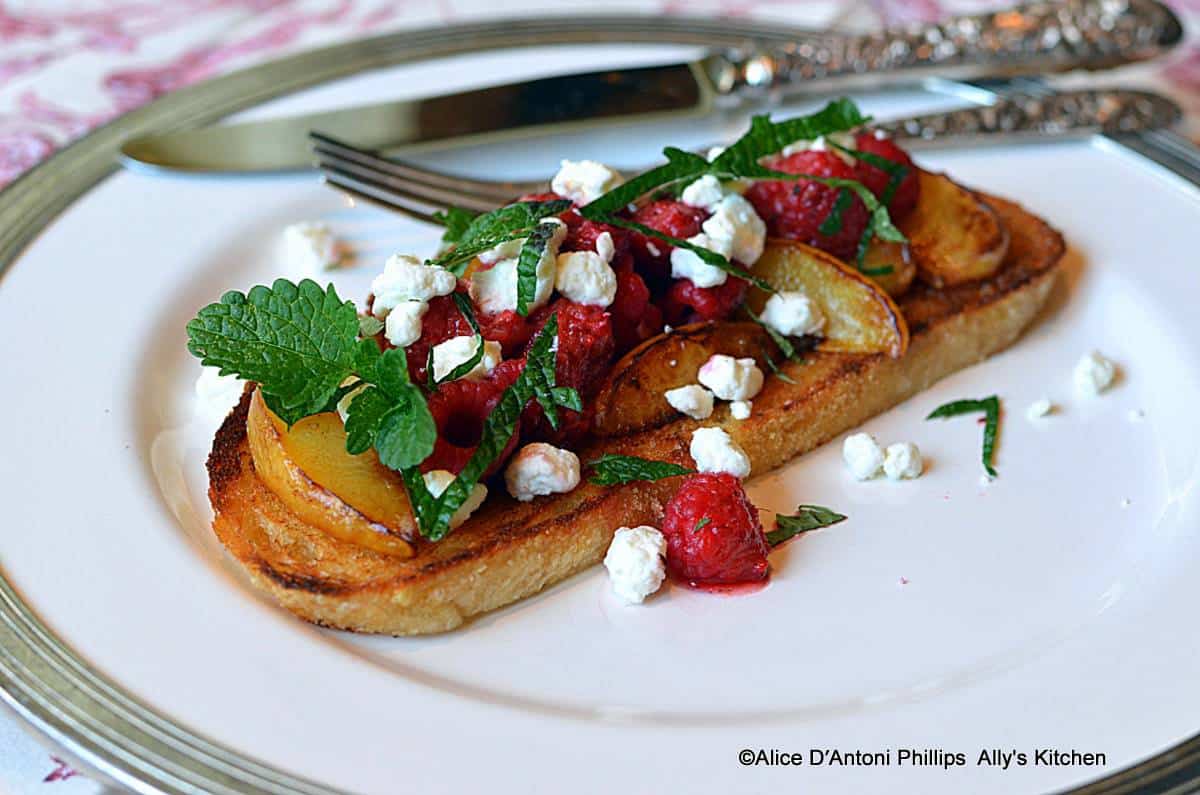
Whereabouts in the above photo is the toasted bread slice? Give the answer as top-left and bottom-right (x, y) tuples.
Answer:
(207, 194), (1064, 635)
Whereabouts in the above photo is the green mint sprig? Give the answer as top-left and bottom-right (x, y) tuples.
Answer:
(427, 199), (570, 276)
(402, 315), (580, 540)
(926, 396), (1001, 478)
(766, 505), (847, 547)
(427, 294), (486, 389)
(515, 220), (560, 317)
(431, 206), (480, 246)
(588, 454), (694, 486)
(744, 306), (801, 384)
(186, 278), (438, 466)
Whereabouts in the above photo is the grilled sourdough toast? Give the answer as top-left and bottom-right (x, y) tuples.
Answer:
(207, 193), (1064, 635)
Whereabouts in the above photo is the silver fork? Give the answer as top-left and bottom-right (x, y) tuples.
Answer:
(310, 88), (1181, 223)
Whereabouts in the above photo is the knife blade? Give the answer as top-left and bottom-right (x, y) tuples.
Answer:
(119, 0), (1182, 174)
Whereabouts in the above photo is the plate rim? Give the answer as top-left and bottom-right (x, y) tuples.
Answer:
(2, 14), (1199, 795)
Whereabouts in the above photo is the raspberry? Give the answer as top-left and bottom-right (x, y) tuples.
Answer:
(560, 209), (632, 260)
(521, 300), (614, 444)
(403, 293), (472, 383)
(627, 199), (707, 277)
(661, 473), (769, 585)
(660, 275), (748, 325)
(421, 376), (520, 476)
(744, 150), (869, 261)
(476, 309), (534, 357)
(852, 132), (919, 219)
(610, 269), (663, 352)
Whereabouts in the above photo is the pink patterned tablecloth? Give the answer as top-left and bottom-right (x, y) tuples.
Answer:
(1, 0), (1199, 791)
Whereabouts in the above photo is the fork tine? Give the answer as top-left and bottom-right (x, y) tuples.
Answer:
(318, 170), (443, 225)
(314, 148), (501, 214)
(309, 131), (536, 203)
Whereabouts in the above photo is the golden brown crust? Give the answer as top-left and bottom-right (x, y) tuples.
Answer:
(207, 193), (1064, 635)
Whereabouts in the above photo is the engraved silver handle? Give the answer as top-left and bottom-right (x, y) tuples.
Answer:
(705, 0), (1184, 99)
(882, 88), (1182, 148)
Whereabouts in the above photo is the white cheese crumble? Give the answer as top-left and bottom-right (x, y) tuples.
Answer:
(1074, 351), (1117, 396)
(282, 221), (344, 273)
(759, 290), (825, 337)
(701, 193), (766, 265)
(383, 300), (428, 348)
(883, 442), (923, 480)
(730, 400), (752, 420)
(645, 241), (662, 258)
(370, 254), (456, 319)
(1026, 398), (1054, 420)
(550, 159), (623, 206)
(689, 427), (752, 478)
(664, 384), (714, 420)
(594, 231), (615, 263)
(422, 469), (487, 530)
(843, 432), (884, 480)
(780, 131), (856, 165)
(555, 249), (617, 307)
(504, 443), (581, 502)
(430, 335), (502, 382)
(469, 220), (565, 315)
(669, 232), (730, 288)
(705, 145), (726, 162)
(680, 174), (726, 210)
(603, 525), (667, 604)
(697, 354), (764, 402)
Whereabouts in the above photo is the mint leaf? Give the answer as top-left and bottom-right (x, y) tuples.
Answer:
(516, 221), (558, 317)
(522, 315), (580, 430)
(429, 334), (486, 387)
(401, 317), (567, 540)
(579, 147), (708, 219)
(343, 348), (436, 469)
(693, 517), (711, 533)
(357, 314), (384, 338)
(767, 505), (847, 546)
(818, 188), (853, 236)
(926, 395), (1001, 478)
(744, 306), (803, 381)
(707, 100), (868, 178)
(588, 454), (694, 486)
(431, 206), (479, 245)
(451, 292), (481, 334)
(186, 278), (358, 419)
(429, 199), (569, 275)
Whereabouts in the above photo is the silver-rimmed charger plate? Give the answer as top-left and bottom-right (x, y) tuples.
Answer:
(2, 16), (1200, 795)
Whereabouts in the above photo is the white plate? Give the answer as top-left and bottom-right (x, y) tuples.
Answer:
(2, 38), (1200, 795)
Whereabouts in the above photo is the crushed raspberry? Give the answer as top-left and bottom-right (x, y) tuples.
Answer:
(477, 309), (534, 357)
(560, 209), (632, 259)
(852, 132), (919, 219)
(627, 199), (707, 277)
(515, 190), (566, 204)
(403, 293), (472, 383)
(521, 299), (615, 444)
(610, 269), (663, 352)
(487, 357), (524, 391)
(744, 150), (869, 261)
(661, 473), (769, 585)
(422, 376), (519, 476)
(660, 275), (748, 325)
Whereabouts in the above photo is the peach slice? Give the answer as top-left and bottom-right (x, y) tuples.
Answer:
(746, 239), (909, 358)
(246, 389), (417, 557)
(900, 170), (1010, 287)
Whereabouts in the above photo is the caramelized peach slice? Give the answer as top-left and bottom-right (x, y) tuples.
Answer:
(860, 237), (916, 297)
(746, 239), (909, 358)
(592, 322), (775, 438)
(900, 171), (1010, 287)
(246, 389), (417, 557)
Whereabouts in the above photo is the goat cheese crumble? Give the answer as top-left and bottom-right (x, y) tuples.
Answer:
(282, 221), (344, 273)
(422, 469), (487, 530)
(843, 432), (884, 480)
(690, 427), (752, 478)
(680, 175), (726, 210)
(883, 442), (923, 480)
(664, 384), (715, 420)
(697, 355), (764, 402)
(1074, 351), (1117, 396)
(504, 443), (581, 502)
(554, 232), (617, 307)
(701, 193), (766, 266)
(370, 254), (456, 319)
(760, 290), (825, 337)
(430, 335), (502, 382)
(383, 300), (428, 348)
(603, 525), (667, 604)
(469, 219), (565, 314)
(780, 131), (856, 164)
(730, 400), (752, 420)
(670, 232), (731, 288)
(551, 159), (623, 205)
